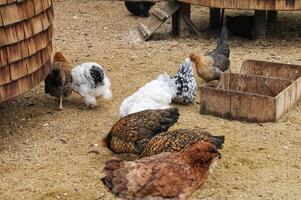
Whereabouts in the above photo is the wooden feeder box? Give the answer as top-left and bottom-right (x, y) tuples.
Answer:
(199, 60), (301, 122)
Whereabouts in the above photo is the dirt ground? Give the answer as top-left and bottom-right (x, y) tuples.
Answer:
(1, 1), (301, 200)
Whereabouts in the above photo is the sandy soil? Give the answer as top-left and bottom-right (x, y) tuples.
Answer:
(1, 1), (301, 199)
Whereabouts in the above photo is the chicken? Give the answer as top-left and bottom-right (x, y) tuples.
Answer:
(103, 108), (179, 154)
(141, 128), (224, 157)
(44, 52), (73, 110)
(124, 1), (155, 17)
(102, 141), (221, 200)
(71, 62), (112, 107)
(119, 58), (196, 117)
(189, 27), (230, 82)
(226, 15), (254, 39)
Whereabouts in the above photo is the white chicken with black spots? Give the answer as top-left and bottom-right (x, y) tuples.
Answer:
(71, 62), (112, 107)
(119, 58), (197, 117)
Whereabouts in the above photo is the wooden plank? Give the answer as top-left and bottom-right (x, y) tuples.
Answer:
(211, 0), (223, 8)
(224, 0), (237, 9)
(172, 3), (191, 36)
(275, 0), (285, 9)
(14, 22), (26, 41)
(32, 0), (43, 15)
(0, 3), (21, 25)
(30, 14), (44, 35)
(285, 0), (296, 9)
(17, 0), (35, 19)
(9, 60), (28, 81)
(265, 0), (276, 10)
(236, 0), (249, 9)
(0, 0), (8, 6)
(249, 0), (265, 10)
(0, 65), (11, 85)
(6, 42), (22, 63)
(241, 60), (301, 81)
(223, 73), (292, 97)
(199, 85), (231, 117)
(0, 47), (8, 66)
(296, 0), (301, 9)
(139, 1), (180, 40)
(230, 91), (276, 122)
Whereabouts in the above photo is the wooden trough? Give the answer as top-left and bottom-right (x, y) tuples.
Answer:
(0, 0), (54, 103)
(200, 60), (301, 122)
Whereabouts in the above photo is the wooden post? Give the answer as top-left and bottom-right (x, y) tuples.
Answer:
(254, 10), (267, 38)
(267, 11), (278, 23)
(210, 8), (221, 29)
(172, 3), (191, 36)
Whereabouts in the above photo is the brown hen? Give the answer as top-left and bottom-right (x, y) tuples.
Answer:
(141, 128), (224, 157)
(103, 108), (179, 154)
(102, 141), (221, 200)
(44, 52), (73, 110)
(189, 27), (230, 82)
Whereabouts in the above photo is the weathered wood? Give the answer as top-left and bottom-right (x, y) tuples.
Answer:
(241, 60), (301, 81)
(137, 1), (180, 40)
(254, 10), (267, 38)
(200, 60), (301, 122)
(209, 8), (221, 29)
(0, 0), (53, 102)
(172, 3), (191, 36)
(178, 0), (301, 10)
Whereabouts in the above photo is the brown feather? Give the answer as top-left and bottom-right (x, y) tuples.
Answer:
(105, 108), (179, 154)
(102, 141), (221, 200)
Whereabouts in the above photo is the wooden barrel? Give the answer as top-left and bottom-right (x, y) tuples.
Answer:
(0, 0), (54, 103)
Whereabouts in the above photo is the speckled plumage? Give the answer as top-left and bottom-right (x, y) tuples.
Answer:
(104, 108), (179, 154)
(141, 128), (224, 157)
(102, 141), (221, 200)
(172, 58), (197, 104)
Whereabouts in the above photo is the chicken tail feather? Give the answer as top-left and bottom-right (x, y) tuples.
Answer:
(211, 135), (225, 149)
(216, 27), (230, 58)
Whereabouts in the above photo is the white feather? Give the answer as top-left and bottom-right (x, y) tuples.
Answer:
(71, 62), (112, 106)
(119, 73), (176, 117)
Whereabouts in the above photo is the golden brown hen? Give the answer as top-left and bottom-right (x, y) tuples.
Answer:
(102, 141), (221, 200)
(103, 108), (179, 154)
(140, 128), (224, 157)
(44, 52), (73, 110)
(189, 27), (230, 82)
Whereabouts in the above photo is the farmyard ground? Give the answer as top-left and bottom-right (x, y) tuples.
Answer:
(0, 1), (301, 199)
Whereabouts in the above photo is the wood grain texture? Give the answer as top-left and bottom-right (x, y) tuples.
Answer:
(200, 60), (301, 122)
(0, 0), (53, 102)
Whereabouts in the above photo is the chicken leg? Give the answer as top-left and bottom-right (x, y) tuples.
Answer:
(58, 97), (63, 110)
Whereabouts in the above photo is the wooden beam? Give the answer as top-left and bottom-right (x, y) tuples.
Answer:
(172, 3), (191, 36)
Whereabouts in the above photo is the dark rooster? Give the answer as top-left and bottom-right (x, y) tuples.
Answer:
(141, 128), (224, 157)
(124, 1), (155, 17)
(190, 27), (230, 82)
(102, 141), (221, 200)
(44, 52), (73, 110)
(103, 108), (179, 154)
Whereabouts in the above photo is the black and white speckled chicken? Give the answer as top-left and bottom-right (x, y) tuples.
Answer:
(103, 108), (179, 154)
(190, 27), (230, 82)
(141, 128), (224, 157)
(119, 58), (196, 117)
(44, 52), (73, 110)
